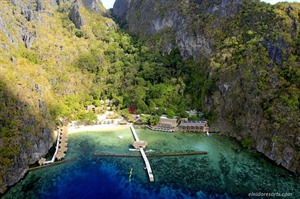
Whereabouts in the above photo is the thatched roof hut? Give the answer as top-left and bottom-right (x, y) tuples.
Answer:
(60, 137), (68, 143)
(133, 140), (148, 149)
(178, 121), (208, 128)
(56, 151), (65, 161)
(159, 117), (178, 127)
(38, 158), (46, 166)
(178, 121), (208, 132)
(59, 145), (68, 153)
(87, 105), (96, 112)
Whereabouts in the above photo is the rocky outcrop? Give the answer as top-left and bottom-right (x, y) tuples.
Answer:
(21, 27), (36, 49)
(36, 0), (44, 11)
(81, 0), (105, 13)
(68, 0), (107, 29)
(0, 1), (42, 50)
(56, 0), (69, 5)
(69, 2), (84, 29)
(113, 0), (131, 25)
(0, 13), (18, 49)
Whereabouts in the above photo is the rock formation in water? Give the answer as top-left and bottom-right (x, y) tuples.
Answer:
(113, 0), (300, 175)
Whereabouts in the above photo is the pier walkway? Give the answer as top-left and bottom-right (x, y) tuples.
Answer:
(130, 124), (154, 182)
(55, 126), (68, 160)
(39, 126), (68, 165)
(94, 151), (208, 157)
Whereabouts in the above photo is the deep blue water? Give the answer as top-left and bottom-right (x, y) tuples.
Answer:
(2, 127), (299, 199)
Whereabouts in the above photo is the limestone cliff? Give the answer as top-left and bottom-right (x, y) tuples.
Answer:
(113, 0), (300, 175)
(0, 0), (110, 193)
(0, 0), (56, 193)
(113, 0), (246, 58)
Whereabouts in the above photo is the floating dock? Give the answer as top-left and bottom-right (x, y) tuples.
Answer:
(130, 124), (154, 182)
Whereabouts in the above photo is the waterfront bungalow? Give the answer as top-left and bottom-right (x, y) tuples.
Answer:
(148, 116), (178, 132)
(159, 117), (178, 127)
(178, 121), (209, 133)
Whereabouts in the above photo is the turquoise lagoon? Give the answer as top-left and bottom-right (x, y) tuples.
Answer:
(2, 127), (299, 199)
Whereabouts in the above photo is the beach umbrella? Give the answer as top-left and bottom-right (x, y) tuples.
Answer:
(60, 137), (68, 143)
(64, 134), (68, 138)
(60, 133), (68, 138)
(61, 131), (68, 136)
(59, 141), (67, 148)
(56, 151), (65, 160)
(59, 145), (68, 153)
(59, 143), (66, 149)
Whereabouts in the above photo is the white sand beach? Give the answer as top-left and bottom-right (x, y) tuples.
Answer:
(68, 124), (130, 134)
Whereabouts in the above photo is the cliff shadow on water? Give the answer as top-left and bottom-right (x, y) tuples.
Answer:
(0, 79), (55, 194)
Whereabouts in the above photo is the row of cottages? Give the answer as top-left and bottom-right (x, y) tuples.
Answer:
(178, 121), (209, 133)
(148, 117), (178, 132)
(159, 117), (178, 127)
(150, 116), (209, 133)
(86, 99), (114, 112)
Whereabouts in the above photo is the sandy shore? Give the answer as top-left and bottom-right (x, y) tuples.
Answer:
(68, 124), (130, 134)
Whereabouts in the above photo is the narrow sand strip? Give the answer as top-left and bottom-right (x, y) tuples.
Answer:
(68, 124), (130, 134)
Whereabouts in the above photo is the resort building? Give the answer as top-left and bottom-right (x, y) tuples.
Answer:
(159, 117), (178, 127)
(148, 116), (178, 132)
(178, 121), (209, 133)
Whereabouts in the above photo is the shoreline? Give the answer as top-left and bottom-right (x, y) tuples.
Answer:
(67, 124), (131, 134)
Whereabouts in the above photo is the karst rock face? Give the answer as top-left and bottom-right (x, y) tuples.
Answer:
(69, 0), (106, 29)
(0, 1), (54, 193)
(113, 0), (300, 175)
(0, 0), (107, 193)
(113, 0), (246, 59)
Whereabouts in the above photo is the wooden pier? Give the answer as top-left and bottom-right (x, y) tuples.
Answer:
(130, 124), (154, 182)
(29, 158), (76, 171)
(94, 151), (207, 157)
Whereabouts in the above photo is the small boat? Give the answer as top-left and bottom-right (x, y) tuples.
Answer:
(117, 135), (124, 139)
(129, 148), (140, 152)
(145, 149), (155, 153)
(129, 168), (133, 182)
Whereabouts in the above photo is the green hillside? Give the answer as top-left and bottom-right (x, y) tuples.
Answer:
(112, 0), (300, 175)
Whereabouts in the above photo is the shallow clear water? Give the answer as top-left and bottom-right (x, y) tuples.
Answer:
(2, 127), (299, 199)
